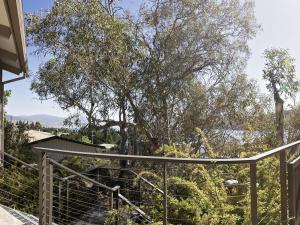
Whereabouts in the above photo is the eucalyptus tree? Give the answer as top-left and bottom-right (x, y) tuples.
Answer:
(263, 48), (299, 145)
(126, 0), (259, 145)
(27, 0), (259, 152)
(26, 0), (132, 147)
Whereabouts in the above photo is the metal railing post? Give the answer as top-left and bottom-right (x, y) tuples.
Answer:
(115, 188), (120, 210)
(138, 179), (142, 206)
(280, 151), (288, 225)
(48, 164), (53, 224)
(114, 188), (120, 225)
(39, 152), (53, 225)
(250, 162), (257, 225)
(288, 162), (295, 225)
(66, 180), (69, 223)
(39, 152), (46, 225)
(110, 191), (114, 209)
(58, 180), (62, 222)
(163, 162), (168, 225)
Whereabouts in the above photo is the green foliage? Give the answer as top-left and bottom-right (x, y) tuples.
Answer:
(61, 156), (111, 174)
(4, 120), (35, 162)
(4, 90), (11, 107)
(0, 165), (39, 215)
(135, 145), (240, 224)
(81, 135), (91, 144)
(286, 106), (300, 142)
(104, 207), (139, 225)
(130, 134), (289, 225)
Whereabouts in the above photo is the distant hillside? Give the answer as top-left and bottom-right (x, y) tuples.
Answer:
(6, 114), (65, 128)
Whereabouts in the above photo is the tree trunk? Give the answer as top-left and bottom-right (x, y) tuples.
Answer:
(119, 97), (129, 177)
(274, 94), (284, 146)
(119, 99), (128, 156)
(162, 96), (171, 145)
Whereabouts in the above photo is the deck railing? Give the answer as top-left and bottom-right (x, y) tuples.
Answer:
(33, 140), (300, 225)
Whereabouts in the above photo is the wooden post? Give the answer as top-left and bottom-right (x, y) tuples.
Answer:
(163, 163), (168, 225)
(280, 151), (288, 225)
(250, 163), (257, 225)
(0, 70), (4, 167)
(39, 152), (53, 225)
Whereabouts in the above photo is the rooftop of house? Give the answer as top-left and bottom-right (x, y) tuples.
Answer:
(25, 129), (117, 151)
(25, 130), (55, 143)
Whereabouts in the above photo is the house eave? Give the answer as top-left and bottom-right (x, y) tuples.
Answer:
(0, 0), (28, 75)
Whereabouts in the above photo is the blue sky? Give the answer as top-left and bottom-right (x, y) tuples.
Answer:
(5, 0), (300, 117)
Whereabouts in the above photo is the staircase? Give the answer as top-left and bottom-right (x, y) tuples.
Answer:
(0, 152), (152, 224)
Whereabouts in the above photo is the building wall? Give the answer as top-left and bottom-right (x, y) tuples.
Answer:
(31, 139), (101, 162)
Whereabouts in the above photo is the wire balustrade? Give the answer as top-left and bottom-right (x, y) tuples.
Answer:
(1, 140), (300, 225)
(34, 140), (300, 225)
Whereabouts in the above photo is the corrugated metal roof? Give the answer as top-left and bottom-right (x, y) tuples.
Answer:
(25, 130), (55, 143)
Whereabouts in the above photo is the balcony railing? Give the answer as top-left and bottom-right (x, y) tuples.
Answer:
(30, 140), (300, 225)
(2, 141), (300, 225)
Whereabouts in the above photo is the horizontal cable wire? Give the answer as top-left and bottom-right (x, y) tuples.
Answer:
(49, 209), (97, 224)
(52, 204), (98, 217)
(0, 159), (38, 175)
(0, 173), (38, 191)
(0, 189), (36, 203)
(53, 191), (103, 204)
(0, 179), (38, 198)
(52, 194), (106, 209)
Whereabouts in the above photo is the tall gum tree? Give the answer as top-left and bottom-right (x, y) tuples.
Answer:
(26, 0), (131, 147)
(126, 0), (259, 145)
(27, 0), (259, 151)
(263, 48), (299, 145)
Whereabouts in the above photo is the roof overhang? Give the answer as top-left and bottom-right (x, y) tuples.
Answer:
(0, 0), (27, 75)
